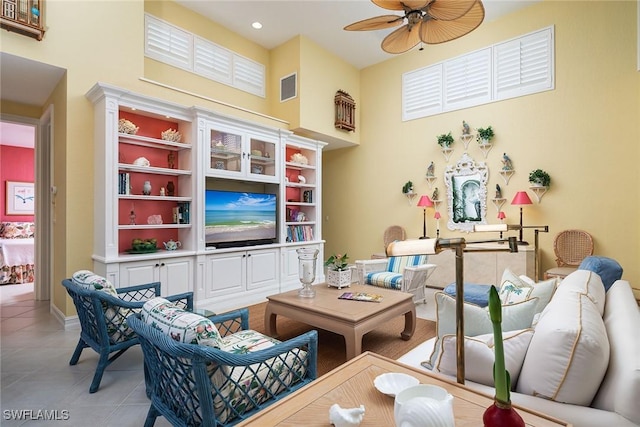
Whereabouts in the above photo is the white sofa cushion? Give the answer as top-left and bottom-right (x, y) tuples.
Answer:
(433, 328), (533, 389)
(518, 274), (557, 314)
(516, 288), (609, 405)
(554, 269), (606, 315)
(425, 292), (537, 368)
(591, 280), (640, 424)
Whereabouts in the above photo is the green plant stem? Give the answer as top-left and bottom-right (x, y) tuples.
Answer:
(488, 285), (509, 404)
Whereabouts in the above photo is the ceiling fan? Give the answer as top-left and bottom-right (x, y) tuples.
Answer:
(344, 0), (485, 54)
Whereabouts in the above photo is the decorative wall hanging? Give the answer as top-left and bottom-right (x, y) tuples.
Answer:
(334, 90), (356, 132)
(6, 181), (34, 215)
(445, 153), (488, 232)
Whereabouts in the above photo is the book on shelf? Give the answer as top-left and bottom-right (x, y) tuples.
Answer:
(286, 225), (314, 242)
(338, 292), (384, 303)
(118, 172), (130, 195)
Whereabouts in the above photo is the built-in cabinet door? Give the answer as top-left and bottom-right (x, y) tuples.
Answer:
(246, 248), (279, 290)
(205, 252), (246, 299)
(119, 257), (193, 295)
(162, 257), (193, 296)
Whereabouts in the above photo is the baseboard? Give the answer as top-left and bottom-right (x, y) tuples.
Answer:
(50, 303), (79, 329)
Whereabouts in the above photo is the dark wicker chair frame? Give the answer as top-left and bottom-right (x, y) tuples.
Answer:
(127, 309), (318, 427)
(61, 278), (193, 393)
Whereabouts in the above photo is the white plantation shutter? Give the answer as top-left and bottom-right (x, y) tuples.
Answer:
(194, 37), (232, 84)
(145, 15), (192, 70)
(444, 48), (491, 111)
(494, 27), (554, 100)
(144, 13), (265, 97)
(402, 64), (442, 121)
(233, 56), (266, 97)
(402, 26), (555, 121)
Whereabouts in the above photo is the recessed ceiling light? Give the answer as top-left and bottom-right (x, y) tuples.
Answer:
(252, 22), (262, 30)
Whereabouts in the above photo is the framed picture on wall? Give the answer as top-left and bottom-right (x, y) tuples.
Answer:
(6, 181), (35, 215)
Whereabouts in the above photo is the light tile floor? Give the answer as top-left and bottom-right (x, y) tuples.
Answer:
(0, 282), (437, 426)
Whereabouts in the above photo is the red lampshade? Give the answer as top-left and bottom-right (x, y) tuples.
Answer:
(511, 191), (533, 206)
(434, 211), (441, 219)
(497, 211), (506, 220)
(417, 195), (434, 208)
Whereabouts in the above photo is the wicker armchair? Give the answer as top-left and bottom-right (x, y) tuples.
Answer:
(127, 308), (317, 427)
(372, 225), (407, 259)
(61, 278), (193, 393)
(356, 255), (436, 303)
(544, 229), (594, 280)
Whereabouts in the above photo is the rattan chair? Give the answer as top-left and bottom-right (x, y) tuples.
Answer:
(61, 278), (193, 393)
(372, 225), (407, 259)
(544, 229), (594, 280)
(127, 310), (317, 427)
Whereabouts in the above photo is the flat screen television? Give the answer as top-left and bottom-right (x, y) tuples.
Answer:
(205, 190), (277, 248)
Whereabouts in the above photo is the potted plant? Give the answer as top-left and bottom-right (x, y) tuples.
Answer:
(476, 126), (494, 144)
(324, 253), (351, 289)
(402, 181), (414, 194)
(483, 285), (525, 427)
(528, 169), (551, 187)
(437, 132), (454, 148)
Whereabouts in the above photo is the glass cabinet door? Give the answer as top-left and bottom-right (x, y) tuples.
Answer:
(248, 138), (277, 179)
(210, 129), (242, 174)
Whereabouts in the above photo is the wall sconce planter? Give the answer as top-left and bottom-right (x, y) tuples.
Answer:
(334, 90), (355, 132)
(529, 186), (548, 203)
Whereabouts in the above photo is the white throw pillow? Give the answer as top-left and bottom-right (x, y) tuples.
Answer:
(519, 275), (557, 315)
(433, 329), (534, 388)
(516, 291), (609, 405)
(500, 269), (557, 314)
(553, 269), (606, 315)
(424, 292), (538, 369)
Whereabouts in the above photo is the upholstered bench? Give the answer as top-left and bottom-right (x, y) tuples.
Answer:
(443, 283), (491, 307)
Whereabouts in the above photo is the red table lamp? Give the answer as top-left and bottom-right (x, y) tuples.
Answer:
(417, 195), (434, 239)
(511, 191), (533, 245)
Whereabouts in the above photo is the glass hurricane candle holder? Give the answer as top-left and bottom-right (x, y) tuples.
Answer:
(297, 247), (319, 298)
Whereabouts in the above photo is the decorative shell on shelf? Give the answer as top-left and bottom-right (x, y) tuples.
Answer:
(118, 119), (139, 135)
(290, 153), (308, 165)
(161, 128), (182, 142)
(133, 157), (150, 167)
(329, 404), (365, 427)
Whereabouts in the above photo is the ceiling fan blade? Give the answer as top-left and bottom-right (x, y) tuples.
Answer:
(381, 24), (422, 54)
(372, 0), (430, 11)
(420, 0), (484, 44)
(427, 0), (477, 21)
(344, 15), (405, 31)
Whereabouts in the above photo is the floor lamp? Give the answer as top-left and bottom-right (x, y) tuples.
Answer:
(511, 191), (533, 245)
(417, 195), (434, 239)
(387, 235), (518, 385)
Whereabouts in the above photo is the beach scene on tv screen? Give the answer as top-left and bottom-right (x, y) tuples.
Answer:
(205, 191), (276, 244)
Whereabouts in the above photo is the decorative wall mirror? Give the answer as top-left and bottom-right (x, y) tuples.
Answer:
(445, 153), (488, 232)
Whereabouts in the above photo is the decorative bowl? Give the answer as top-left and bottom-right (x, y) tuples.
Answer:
(374, 372), (420, 397)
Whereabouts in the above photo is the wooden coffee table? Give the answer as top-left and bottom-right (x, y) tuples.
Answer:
(236, 352), (572, 426)
(265, 284), (416, 360)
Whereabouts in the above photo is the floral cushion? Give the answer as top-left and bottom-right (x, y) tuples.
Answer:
(72, 270), (118, 297)
(211, 329), (309, 424)
(142, 297), (222, 347)
(0, 222), (35, 238)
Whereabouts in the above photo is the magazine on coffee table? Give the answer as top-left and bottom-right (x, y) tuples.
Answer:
(338, 291), (384, 303)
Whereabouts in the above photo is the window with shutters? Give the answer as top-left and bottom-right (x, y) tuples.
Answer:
(402, 26), (554, 121)
(145, 13), (265, 98)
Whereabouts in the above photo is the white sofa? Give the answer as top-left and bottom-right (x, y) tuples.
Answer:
(398, 273), (640, 427)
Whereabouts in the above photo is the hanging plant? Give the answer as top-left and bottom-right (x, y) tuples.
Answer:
(476, 126), (494, 143)
(402, 181), (414, 194)
(528, 169), (551, 187)
(437, 132), (454, 148)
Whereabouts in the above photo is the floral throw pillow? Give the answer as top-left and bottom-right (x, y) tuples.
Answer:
(71, 270), (118, 297)
(142, 297), (222, 348)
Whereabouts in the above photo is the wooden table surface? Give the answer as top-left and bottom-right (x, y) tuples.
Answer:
(236, 352), (571, 427)
(265, 284), (416, 359)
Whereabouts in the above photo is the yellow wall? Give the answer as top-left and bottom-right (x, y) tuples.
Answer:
(324, 1), (640, 297)
(269, 36), (302, 129)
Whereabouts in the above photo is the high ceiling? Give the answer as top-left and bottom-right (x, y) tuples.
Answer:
(176, 0), (539, 69)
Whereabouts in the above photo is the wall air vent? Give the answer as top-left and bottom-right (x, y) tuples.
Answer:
(280, 73), (297, 102)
